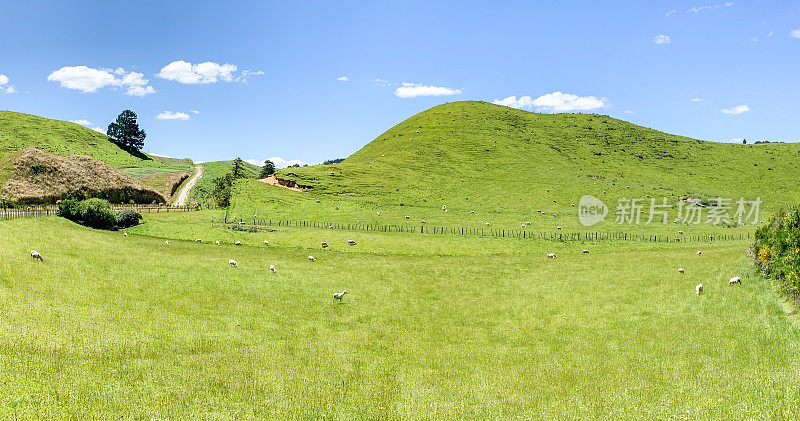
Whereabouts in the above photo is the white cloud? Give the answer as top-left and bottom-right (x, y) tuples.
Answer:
(724, 2), (734, 6)
(394, 82), (462, 98)
(791, 29), (800, 39)
(689, 5), (720, 13)
(235, 70), (264, 83)
(47, 66), (155, 96)
(690, 98), (704, 102)
(725, 138), (745, 143)
(190, 110), (200, 114)
(156, 111), (190, 120)
(495, 92), (609, 113)
(768, 30), (774, 38)
(92, 127), (106, 134)
(721, 104), (750, 115)
(653, 34), (671, 45)
(372, 78), (391, 87)
(623, 110), (635, 114)
(245, 157), (307, 168)
(337, 75), (349, 81)
(665, 9), (676, 17)
(70, 119), (93, 126)
(157, 60), (239, 84)
(0, 74), (17, 94)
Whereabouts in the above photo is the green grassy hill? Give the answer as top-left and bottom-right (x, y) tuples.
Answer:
(230, 101), (800, 234)
(191, 160), (260, 204)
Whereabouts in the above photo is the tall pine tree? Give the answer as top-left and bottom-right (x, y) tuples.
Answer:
(107, 110), (146, 151)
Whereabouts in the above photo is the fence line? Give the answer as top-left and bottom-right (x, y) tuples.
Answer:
(218, 217), (752, 243)
(0, 204), (201, 221)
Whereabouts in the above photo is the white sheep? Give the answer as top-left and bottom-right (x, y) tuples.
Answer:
(405, 215), (411, 219)
(264, 240), (270, 245)
(557, 226), (562, 230)
(235, 241), (242, 246)
(165, 240), (169, 246)
(377, 211), (380, 215)
(421, 220), (426, 224)
(526, 222), (531, 225)
(215, 241), (220, 245)
(123, 232), (128, 237)
(308, 256), (316, 261)
(30, 250), (43, 261)
(678, 268), (685, 274)
(229, 259), (238, 267)
(321, 242), (328, 248)
(485, 222), (490, 226)
(729, 276), (741, 285)
(333, 290), (348, 303)
(697, 251), (702, 255)
(696, 283), (703, 295)
(678, 231), (684, 235)
(270, 264), (276, 273)
(470, 211), (475, 214)
(348, 240), (356, 245)
(582, 249), (589, 254)
(547, 253), (556, 259)
(195, 239), (202, 243)
(442, 205), (447, 211)
(316, 199), (321, 203)
(422, 198), (427, 202)
(334, 206), (339, 210)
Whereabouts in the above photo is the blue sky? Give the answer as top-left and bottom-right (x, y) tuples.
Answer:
(1, 1), (799, 166)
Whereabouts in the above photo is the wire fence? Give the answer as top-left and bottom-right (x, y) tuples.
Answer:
(218, 216), (752, 243)
(0, 204), (201, 221)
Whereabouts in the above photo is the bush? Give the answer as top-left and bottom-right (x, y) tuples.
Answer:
(751, 206), (800, 303)
(58, 198), (117, 230)
(116, 209), (142, 228)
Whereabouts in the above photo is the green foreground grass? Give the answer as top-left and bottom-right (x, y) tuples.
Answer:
(1, 213), (798, 418)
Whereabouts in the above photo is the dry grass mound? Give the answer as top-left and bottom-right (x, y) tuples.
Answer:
(2, 148), (167, 204)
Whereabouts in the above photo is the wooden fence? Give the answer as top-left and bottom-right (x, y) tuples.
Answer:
(218, 217), (752, 243)
(0, 204), (200, 221)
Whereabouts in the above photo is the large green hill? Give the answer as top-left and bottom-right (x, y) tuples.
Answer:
(231, 101), (800, 233)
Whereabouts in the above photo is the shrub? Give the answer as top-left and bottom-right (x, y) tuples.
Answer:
(116, 209), (142, 228)
(78, 198), (117, 229)
(58, 198), (117, 230)
(751, 206), (800, 303)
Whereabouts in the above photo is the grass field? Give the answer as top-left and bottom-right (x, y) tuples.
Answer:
(1, 213), (798, 418)
(190, 160), (260, 205)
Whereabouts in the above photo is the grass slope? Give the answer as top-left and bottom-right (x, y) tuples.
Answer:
(1, 214), (799, 417)
(231, 101), (799, 236)
(190, 160), (260, 204)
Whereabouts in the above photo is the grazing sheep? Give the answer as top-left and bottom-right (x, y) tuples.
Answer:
(333, 290), (348, 303)
(696, 283), (703, 295)
(709, 235), (714, 241)
(395, 187), (399, 191)
(348, 240), (356, 245)
(229, 259), (238, 267)
(421, 220), (426, 224)
(309, 256), (316, 261)
(334, 206), (339, 210)
(316, 199), (321, 203)
(123, 232), (128, 237)
(525, 222), (531, 226)
(546, 253), (556, 259)
(377, 211), (380, 215)
(546, 189), (550, 192)
(30, 250), (43, 261)
(522, 225), (526, 228)
(405, 215), (411, 219)
(195, 239), (202, 243)
(270, 264), (276, 273)
(470, 211), (475, 214)
(678, 268), (685, 274)
(729, 276), (741, 285)
(557, 226), (562, 230)
(264, 240), (270, 246)
(678, 230), (684, 235)
(422, 198), (427, 202)
(215, 241), (220, 245)
(321, 242), (328, 248)
(235, 241), (242, 246)
(674, 237), (681, 242)
(165, 240), (169, 246)
(697, 250), (702, 255)
(582, 249), (589, 254)
(442, 205), (447, 211)
(485, 222), (490, 226)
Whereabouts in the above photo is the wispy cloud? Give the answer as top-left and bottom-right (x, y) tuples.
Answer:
(665, 9), (677, 17)
(791, 29), (800, 39)
(653, 34), (671, 45)
(690, 98), (704, 102)
(494, 92), (610, 113)
(372, 78), (391, 87)
(47, 66), (155, 96)
(337, 75), (349, 82)
(394, 83), (462, 98)
(689, 4), (720, 13)
(190, 110), (200, 114)
(70, 119), (93, 126)
(156, 111), (190, 120)
(721, 104), (750, 115)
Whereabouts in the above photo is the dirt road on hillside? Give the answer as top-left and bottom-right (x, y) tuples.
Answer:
(173, 166), (202, 206)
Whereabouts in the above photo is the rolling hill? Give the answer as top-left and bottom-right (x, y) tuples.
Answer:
(230, 101), (800, 233)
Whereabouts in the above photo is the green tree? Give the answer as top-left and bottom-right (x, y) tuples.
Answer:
(232, 157), (245, 179)
(107, 110), (146, 151)
(211, 173), (235, 207)
(259, 160), (275, 178)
